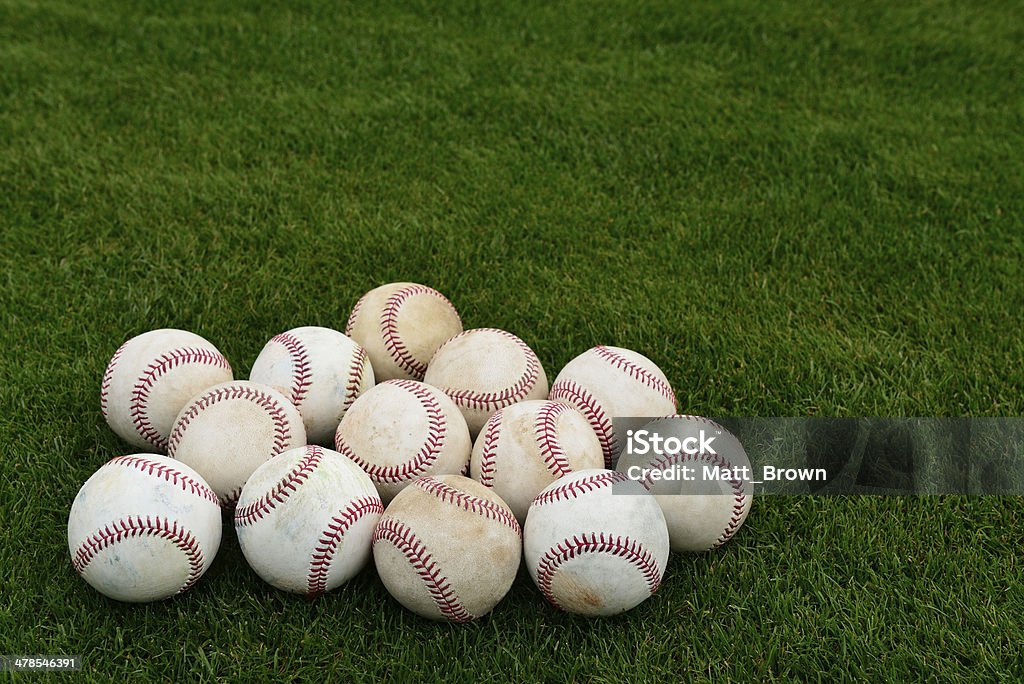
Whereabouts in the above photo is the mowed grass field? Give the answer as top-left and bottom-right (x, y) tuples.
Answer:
(2, 0), (1023, 680)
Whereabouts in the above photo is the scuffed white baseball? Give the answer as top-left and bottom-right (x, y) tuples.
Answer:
(372, 475), (521, 622)
(549, 346), (677, 467)
(617, 416), (753, 553)
(249, 326), (375, 445)
(524, 469), (669, 617)
(166, 380), (306, 507)
(334, 379), (471, 503)
(234, 445), (383, 595)
(68, 454), (222, 602)
(101, 329), (233, 452)
(471, 400), (604, 524)
(345, 282), (463, 382)
(423, 328), (548, 437)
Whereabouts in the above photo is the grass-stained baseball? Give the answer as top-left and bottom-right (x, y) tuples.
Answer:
(523, 469), (670, 616)
(250, 326), (374, 446)
(424, 328), (549, 437)
(334, 379), (472, 503)
(345, 282), (463, 382)
(470, 400), (604, 523)
(372, 475), (522, 622)
(101, 329), (233, 452)
(234, 445), (383, 596)
(616, 416), (754, 553)
(67, 455), (223, 603)
(166, 380), (306, 507)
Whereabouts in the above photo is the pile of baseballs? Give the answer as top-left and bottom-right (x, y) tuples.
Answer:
(69, 282), (752, 619)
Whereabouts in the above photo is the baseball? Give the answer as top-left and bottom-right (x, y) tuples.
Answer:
(166, 380), (306, 507)
(345, 282), (463, 382)
(67, 454), (222, 602)
(549, 345), (677, 467)
(334, 379), (472, 503)
(423, 328), (548, 437)
(372, 475), (521, 622)
(101, 329), (233, 452)
(249, 326), (375, 445)
(471, 400), (604, 523)
(523, 469), (669, 616)
(616, 416), (753, 553)
(234, 445), (384, 595)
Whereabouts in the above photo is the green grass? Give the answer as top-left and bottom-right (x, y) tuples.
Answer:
(2, 0), (1023, 680)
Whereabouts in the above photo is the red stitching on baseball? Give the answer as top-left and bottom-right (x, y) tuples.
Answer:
(592, 346), (677, 408)
(413, 476), (521, 536)
(129, 347), (232, 450)
(270, 332), (312, 410)
(636, 438), (748, 550)
(532, 471), (628, 507)
(111, 455), (219, 505)
(435, 329), (540, 412)
(535, 532), (662, 610)
(306, 495), (384, 596)
(72, 515), (205, 595)
(476, 409), (503, 488)
(713, 465), (748, 549)
(549, 380), (616, 467)
(344, 291), (367, 336)
(167, 383), (295, 458)
(342, 346), (369, 414)
(713, 496), (750, 550)
(380, 285), (461, 378)
(100, 340), (129, 420)
(535, 402), (573, 478)
(337, 380), (445, 484)
(372, 518), (475, 623)
(221, 485), (244, 509)
(234, 445), (324, 526)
